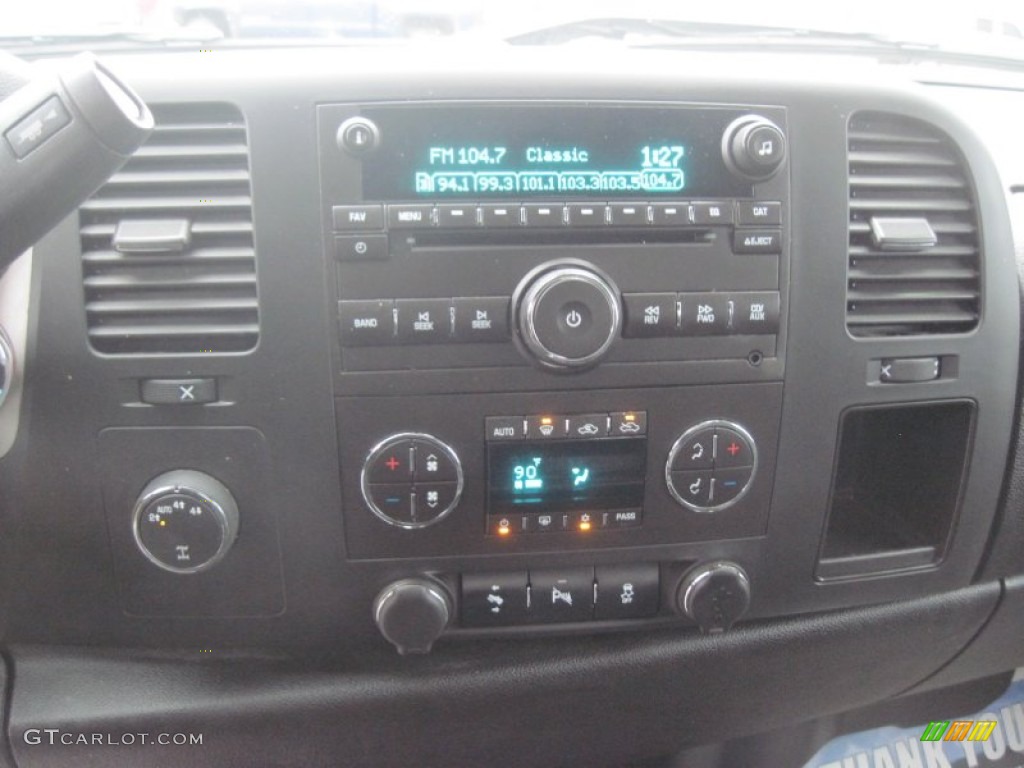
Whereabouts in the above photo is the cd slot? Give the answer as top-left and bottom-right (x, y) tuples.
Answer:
(401, 228), (716, 250)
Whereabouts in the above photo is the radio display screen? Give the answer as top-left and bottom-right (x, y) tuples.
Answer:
(360, 105), (753, 200)
(487, 438), (647, 516)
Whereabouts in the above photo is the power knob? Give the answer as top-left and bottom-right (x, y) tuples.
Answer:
(512, 259), (622, 372)
(722, 115), (786, 180)
(675, 561), (751, 634)
(373, 578), (452, 655)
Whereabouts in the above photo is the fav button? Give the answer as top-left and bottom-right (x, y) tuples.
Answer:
(332, 204), (384, 231)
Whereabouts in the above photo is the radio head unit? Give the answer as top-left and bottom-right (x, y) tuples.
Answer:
(318, 100), (789, 390)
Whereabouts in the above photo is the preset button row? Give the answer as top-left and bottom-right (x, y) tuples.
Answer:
(332, 201), (782, 232)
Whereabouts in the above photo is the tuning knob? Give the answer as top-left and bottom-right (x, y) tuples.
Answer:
(675, 561), (751, 634)
(132, 470), (239, 574)
(512, 259), (622, 372)
(722, 115), (786, 180)
(373, 577), (452, 655)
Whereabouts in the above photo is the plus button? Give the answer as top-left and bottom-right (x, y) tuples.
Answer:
(726, 442), (741, 457)
(385, 456), (401, 472)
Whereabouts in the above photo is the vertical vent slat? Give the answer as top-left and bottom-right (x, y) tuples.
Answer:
(846, 112), (981, 337)
(80, 102), (259, 355)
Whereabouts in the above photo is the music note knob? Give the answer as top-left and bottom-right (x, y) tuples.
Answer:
(722, 115), (787, 180)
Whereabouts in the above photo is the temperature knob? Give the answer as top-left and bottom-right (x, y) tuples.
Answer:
(132, 470), (239, 574)
(722, 115), (787, 180)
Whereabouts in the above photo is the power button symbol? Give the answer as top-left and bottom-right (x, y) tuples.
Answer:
(565, 309), (583, 328)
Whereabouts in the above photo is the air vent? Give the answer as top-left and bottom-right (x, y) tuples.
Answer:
(80, 103), (258, 354)
(847, 112), (980, 337)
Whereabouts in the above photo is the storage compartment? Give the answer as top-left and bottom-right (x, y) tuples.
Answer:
(817, 401), (974, 580)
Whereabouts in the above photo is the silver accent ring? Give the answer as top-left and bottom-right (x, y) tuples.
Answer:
(665, 419), (758, 513)
(360, 432), (464, 530)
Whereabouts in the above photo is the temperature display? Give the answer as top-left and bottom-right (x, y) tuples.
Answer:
(488, 438), (647, 516)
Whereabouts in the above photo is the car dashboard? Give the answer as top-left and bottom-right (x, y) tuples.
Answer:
(0, 43), (1023, 768)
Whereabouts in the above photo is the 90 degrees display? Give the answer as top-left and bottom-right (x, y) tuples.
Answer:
(360, 106), (756, 200)
(487, 438), (647, 516)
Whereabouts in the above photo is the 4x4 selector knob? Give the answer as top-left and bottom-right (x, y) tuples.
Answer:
(132, 470), (240, 574)
(512, 259), (622, 371)
(722, 115), (786, 180)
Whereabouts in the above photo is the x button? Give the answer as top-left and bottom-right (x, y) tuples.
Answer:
(140, 378), (217, 406)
